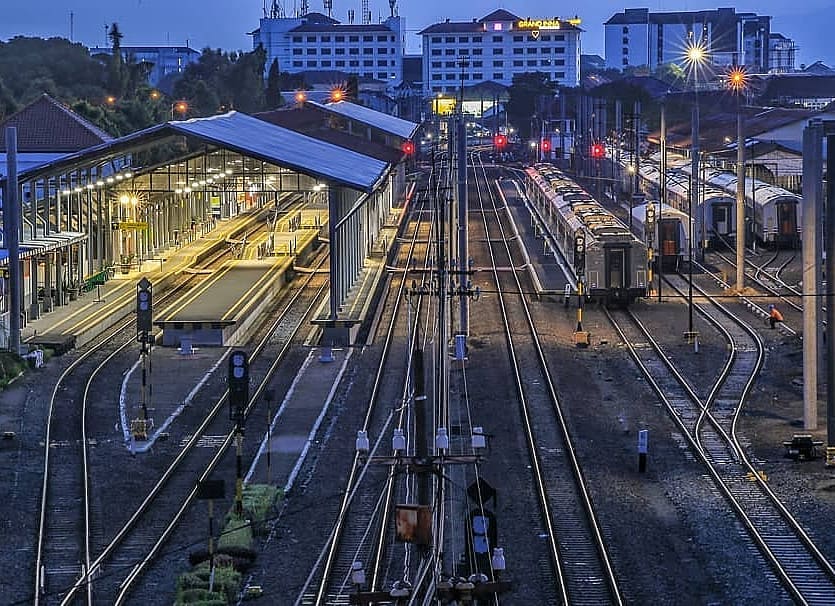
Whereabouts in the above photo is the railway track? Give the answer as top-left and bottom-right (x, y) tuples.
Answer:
(296, 167), (436, 604)
(606, 274), (835, 605)
(472, 154), (622, 605)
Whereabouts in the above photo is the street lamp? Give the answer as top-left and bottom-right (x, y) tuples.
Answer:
(683, 36), (709, 343)
(171, 100), (188, 120)
(728, 65), (748, 292)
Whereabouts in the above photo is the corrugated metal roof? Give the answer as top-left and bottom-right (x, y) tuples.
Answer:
(317, 100), (418, 139)
(169, 111), (389, 192)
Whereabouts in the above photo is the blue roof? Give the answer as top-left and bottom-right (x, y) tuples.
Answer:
(318, 100), (418, 140)
(169, 112), (390, 192)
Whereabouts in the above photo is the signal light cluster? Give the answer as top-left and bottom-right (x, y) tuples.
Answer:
(493, 134), (507, 148)
(402, 140), (415, 155)
(590, 143), (606, 159)
(541, 139), (551, 153)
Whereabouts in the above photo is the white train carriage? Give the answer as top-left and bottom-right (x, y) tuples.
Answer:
(631, 202), (691, 271)
(526, 165), (647, 304)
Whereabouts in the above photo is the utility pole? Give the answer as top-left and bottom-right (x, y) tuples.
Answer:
(658, 100), (666, 302)
(4, 127), (21, 353)
(631, 100), (641, 231)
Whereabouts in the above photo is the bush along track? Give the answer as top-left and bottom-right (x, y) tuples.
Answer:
(174, 484), (281, 605)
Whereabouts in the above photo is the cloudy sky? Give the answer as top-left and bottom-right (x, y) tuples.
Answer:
(2, 0), (833, 67)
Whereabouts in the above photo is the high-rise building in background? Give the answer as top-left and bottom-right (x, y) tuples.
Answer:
(419, 9), (582, 97)
(89, 46), (200, 87)
(604, 8), (770, 73)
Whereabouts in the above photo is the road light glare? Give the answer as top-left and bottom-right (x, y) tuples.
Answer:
(687, 44), (705, 63)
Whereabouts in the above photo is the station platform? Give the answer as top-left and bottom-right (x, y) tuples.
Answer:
(20, 196), (317, 353)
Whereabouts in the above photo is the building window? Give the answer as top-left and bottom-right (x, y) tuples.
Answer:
(335, 48), (345, 55)
(350, 48), (359, 55)
(292, 36), (302, 43)
(307, 48), (317, 55)
(555, 71), (565, 78)
(379, 47), (388, 54)
(472, 48), (482, 55)
(446, 73), (456, 80)
(322, 60), (331, 67)
(336, 60), (345, 66)
(363, 48), (373, 54)
(513, 35), (523, 42)
(336, 36), (345, 42)
(555, 59), (565, 66)
(554, 35), (565, 41)
(540, 59), (551, 66)
(431, 49), (441, 56)
(432, 36), (441, 43)
(432, 61), (441, 68)
(622, 26), (629, 34)
(622, 47), (628, 55)
(526, 48), (536, 54)
(350, 35), (359, 42)
(541, 47), (551, 54)
(513, 48), (523, 55)
(377, 59), (387, 66)
(492, 35), (502, 42)
(391, 36), (395, 42)
(554, 47), (565, 53)
(622, 57), (629, 65)
(445, 36), (455, 43)
(623, 37), (629, 44)
(513, 60), (523, 66)
(541, 35), (551, 41)
(493, 60), (503, 67)
(433, 74), (442, 80)
(493, 48), (503, 55)
(528, 60), (537, 66)
(364, 72), (372, 78)
(293, 60), (302, 67)
(459, 36), (469, 43)
(378, 72), (389, 78)
(493, 23), (502, 31)
(364, 59), (373, 66)
(293, 49), (302, 55)
(445, 49), (455, 55)
(321, 36), (330, 42)
(321, 48), (331, 55)
(306, 61), (317, 67)
(473, 60), (482, 67)
(377, 35), (387, 42)
(350, 60), (359, 66)
(473, 72), (483, 79)
(363, 35), (373, 42)
(445, 61), (456, 68)
(493, 72), (503, 79)
(307, 36), (316, 42)
(473, 36), (482, 43)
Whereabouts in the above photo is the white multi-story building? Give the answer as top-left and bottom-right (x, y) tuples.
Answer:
(419, 9), (581, 97)
(604, 7), (770, 73)
(250, 11), (405, 85)
(769, 33), (797, 74)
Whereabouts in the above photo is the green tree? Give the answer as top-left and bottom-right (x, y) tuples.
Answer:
(265, 59), (283, 108)
(506, 72), (556, 140)
(107, 23), (125, 97)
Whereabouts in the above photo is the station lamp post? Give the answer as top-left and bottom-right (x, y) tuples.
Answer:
(728, 65), (748, 293)
(171, 100), (188, 120)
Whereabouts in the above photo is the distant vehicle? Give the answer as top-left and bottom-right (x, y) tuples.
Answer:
(631, 202), (690, 271)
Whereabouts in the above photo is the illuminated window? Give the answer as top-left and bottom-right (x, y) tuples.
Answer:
(493, 23), (502, 31)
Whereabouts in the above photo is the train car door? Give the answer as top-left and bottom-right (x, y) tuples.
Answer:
(713, 204), (730, 236)
(777, 202), (797, 241)
(606, 248), (627, 289)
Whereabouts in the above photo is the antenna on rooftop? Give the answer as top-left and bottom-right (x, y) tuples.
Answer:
(324, 0), (332, 17)
(348, 9), (355, 23)
(269, 0), (284, 17)
(362, 0), (371, 24)
(300, 0), (309, 15)
(69, 11), (74, 42)
(389, 0), (396, 17)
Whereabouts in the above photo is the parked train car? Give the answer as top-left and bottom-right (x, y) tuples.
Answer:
(653, 152), (801, 248)
(631, 202), (691, 271)
(526, 164), (647, 304)
(621, 152), (736, 247)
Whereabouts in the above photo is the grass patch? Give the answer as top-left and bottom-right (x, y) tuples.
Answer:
(175, 562), (241, 605)
(0, 351), (26, 388)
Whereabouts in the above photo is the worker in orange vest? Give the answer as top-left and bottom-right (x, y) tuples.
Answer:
(769, 304), (783, 329)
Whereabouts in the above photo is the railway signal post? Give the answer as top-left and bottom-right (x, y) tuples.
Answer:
(133, 278), (154, 441)
(573, 233), (589, 347)
(229, 350), (250, 515)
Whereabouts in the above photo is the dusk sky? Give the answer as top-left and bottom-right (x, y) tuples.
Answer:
(2, 1), (834, 67)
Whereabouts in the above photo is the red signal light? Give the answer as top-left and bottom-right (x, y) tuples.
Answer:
(402, 140), (415, 155)
(494, 134), (507, 148)
(590, 143), (605, 159)
(541, 139), (551, 153)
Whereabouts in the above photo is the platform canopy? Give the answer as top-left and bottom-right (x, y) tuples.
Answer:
(3, 111), (392, 194)
(316, 100), (419, 140)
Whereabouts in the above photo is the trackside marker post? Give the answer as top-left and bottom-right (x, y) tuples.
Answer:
(638, 430), (648, 473)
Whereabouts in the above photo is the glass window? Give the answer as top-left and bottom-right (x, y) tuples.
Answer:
(473, 72), (483, 79)
(622, 26), (629, 34)
(350, 35), (359, 42)
(555, 59), (565, 66)
(336, 36), (345, 42)
(363, 48), (373, 54)
(459, 36), (469, 43)
(445, 49), (455, 55)
(472, 48), (482, 55)
(335, 48), (345, 55)
(493, 72), (503, 79)
(432, 61), (441, 68)
(432, 74), (442, 80)
(493, 60), (503, 67)
(555, 71), (565, 78)
(473, 60), (482, 67)
(492, 35), (502, 43)
(307, 36), (316, 42)
(526, 48), (536, 54)
(307, 48), (317, 55)
(513, 48), (523, 54)
(306, 61), (316, 67)
(379, 47), (388, 54)
(293, 60), (302, 67)
(321, 36), (330, 42)
(377, 59), (387, 66)
(336, 60), (345, 66)
(431, 49), (441, 55)
(555, 35), (565, 41)
(445, 37), (455, 43)
(554, 47), (565, 53)
(541, 47), (551, 54)
(445, 61), (456, 68)
(363, 59), (373, 66)
(377, 35), (387, 42)
(293, 49), (302, 55)
(378, 72), (389, 78)
(623, 37), (629, 44)
(446, 73), (456, 80)
(513, 60), (523, 67)
(350, 48), (360, 55)
(473, 36), (482, 43)
(527, 60), (537, 66)
(432, 37), (441, 43)
(363, 35), (373, 42)
(350, 59), (359, 66)
(541, 35), (551, 42)
(539, 59), (550, 66)
(363, 72), (372, 78)
(321, 48), (331, 55)
(513, 35), (523, 42)
(292, 36), (302, 43)
(321, 60), (331, 66)
(493, 48), (504, 55)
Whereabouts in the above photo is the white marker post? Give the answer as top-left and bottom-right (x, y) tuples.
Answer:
(638, 429), (648, 473)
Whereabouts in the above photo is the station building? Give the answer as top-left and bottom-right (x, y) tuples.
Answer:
(249, 11), (405, 86)
(604, 7), (771, 73)
(419, 9), (582, 97)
